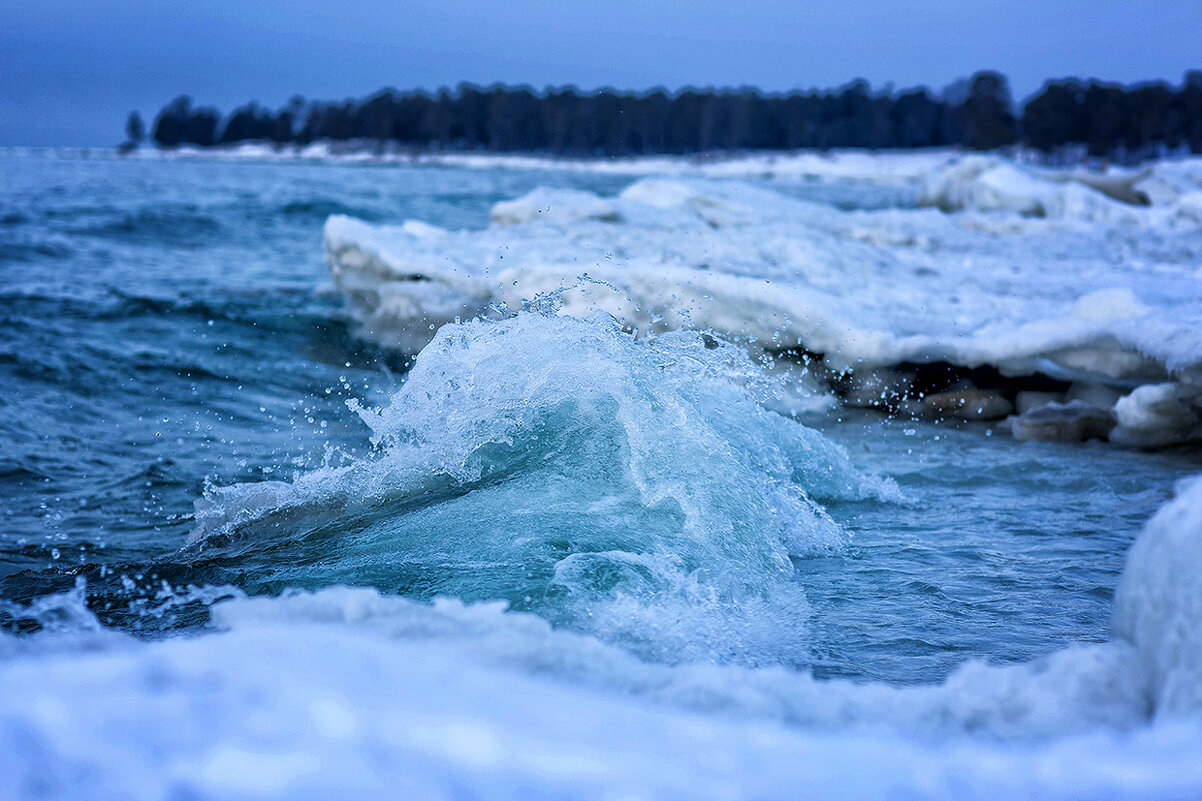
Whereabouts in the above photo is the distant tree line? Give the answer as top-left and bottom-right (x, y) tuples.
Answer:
(126, 70), (1202, 161)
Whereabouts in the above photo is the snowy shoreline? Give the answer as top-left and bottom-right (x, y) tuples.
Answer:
(321, 152), (1202, 447)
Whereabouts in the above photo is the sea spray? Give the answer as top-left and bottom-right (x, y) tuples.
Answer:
(191, 310), (895, 665)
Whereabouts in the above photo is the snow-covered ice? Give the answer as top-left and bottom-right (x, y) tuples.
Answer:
(324, 153), (1202, 444)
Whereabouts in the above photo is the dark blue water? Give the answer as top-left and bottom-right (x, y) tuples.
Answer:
(0, 151), (1195, 683)
(0, 154), (627, 577)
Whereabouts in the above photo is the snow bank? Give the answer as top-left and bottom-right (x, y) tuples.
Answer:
(6, 144), (961, 187)
(0, 602), (1192, 801)
(4, 475), (1202, 799)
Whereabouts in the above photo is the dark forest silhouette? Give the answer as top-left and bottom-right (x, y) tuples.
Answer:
(127, 70), (1202, 162)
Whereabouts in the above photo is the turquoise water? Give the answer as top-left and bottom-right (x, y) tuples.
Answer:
(0, 152), (1195, 687)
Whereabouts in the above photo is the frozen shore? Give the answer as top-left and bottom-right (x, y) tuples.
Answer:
(323, 152), (1202, 447)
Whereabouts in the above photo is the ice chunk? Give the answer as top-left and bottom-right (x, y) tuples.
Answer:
(490, 187), (621, 226)
(1111, 383), (1202, 448)
(968, 162), (1058, 216)
(920, 156), (1153, 220)
(1114, 476), (1202, 716)
(1010, 400), (1116, 442)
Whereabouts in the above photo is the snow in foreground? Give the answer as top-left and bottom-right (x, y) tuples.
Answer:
(3, 473), (1202, 800)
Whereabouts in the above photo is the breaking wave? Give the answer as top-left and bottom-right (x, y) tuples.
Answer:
(190, 310), (894, 665)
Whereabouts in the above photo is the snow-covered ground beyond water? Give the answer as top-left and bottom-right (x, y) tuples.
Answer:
(323, 150), (1202, 447)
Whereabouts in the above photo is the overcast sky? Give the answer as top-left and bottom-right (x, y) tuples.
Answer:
(2, 0), (1200, 146)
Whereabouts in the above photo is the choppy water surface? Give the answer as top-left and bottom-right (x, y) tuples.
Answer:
(1, 153), (1196, 686)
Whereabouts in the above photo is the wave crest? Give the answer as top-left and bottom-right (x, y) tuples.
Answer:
(191, 311), (895, 665)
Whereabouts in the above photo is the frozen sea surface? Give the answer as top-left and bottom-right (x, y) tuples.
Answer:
(1, 149), (1201, 799)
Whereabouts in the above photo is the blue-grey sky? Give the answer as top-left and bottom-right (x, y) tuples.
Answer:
(2, 0), (1200, 146)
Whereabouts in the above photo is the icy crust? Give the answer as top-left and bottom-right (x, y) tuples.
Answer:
(5, 478), (1202, 799)
(191, 312), (893, 665)
(324, 164), (1202, 410)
